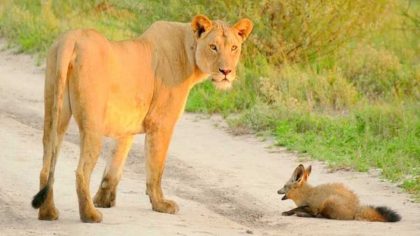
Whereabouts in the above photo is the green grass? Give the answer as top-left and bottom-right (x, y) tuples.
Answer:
(228, 102), (420, 198)
(280, 105), (418, 185)
(0, 0), (418, 199)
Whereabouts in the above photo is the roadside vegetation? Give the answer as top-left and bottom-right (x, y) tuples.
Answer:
(0, 0), (418, 199)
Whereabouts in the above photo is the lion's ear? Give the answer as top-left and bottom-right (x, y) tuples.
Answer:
(191, 15), (213, 38)
(233, 18), (253, 42)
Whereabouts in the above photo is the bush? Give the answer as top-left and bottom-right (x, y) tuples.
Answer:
(254, 0), (394, 64)
(339, 44), (419, 99)
(259, 65), (358, 111)
(0, 2), (59, 55)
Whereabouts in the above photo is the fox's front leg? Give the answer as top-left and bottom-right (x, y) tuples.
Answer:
(296, 211), (316, 217)
(296, 206), (320, 218)
(282, 205), (310, 216)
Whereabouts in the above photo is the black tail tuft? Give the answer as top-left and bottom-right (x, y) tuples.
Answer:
(376, 206), (401, 222)
(31, 186), (50, 209)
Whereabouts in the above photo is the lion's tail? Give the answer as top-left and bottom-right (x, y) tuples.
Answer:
(32, 34), (76, 209)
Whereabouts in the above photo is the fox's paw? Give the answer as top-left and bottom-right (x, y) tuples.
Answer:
(296, 212), (314, 218)
(282, 211), (294, 216)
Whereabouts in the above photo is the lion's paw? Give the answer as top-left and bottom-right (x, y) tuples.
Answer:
(80, 208), (103, 223)
(152, 199), (179, 214)
(93, 189), (116, 208)
(38, 207), (59, 221)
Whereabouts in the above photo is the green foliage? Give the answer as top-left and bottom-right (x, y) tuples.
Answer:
(186, 79), (256, 115)
(0, 1), (58, 55)
(0, 0), (136, 58)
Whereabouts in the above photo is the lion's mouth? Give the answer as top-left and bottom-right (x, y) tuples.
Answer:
(211, 77), (232, 90)
(211, 77), (229, 82)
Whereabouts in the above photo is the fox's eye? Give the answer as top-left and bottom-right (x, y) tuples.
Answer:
(209, 44), (217, 51)
(231, 45), (238, 51)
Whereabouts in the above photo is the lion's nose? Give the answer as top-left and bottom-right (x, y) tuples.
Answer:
(219, 68), (232, 75)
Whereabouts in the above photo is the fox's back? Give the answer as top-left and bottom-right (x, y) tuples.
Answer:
(308, 183), (359, 209)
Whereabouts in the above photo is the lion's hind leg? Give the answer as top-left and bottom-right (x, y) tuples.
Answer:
(36, 69), (72, 221)
(76, 132), (103, 223)
(94, 135), (134, 208)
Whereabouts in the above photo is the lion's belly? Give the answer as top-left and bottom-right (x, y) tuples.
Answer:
(103, 97), (148, 136)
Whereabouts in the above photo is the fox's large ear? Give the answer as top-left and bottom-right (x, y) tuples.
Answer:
(306, 165), (312, 175)
(233, 18), (253, 42)
(192, 15), (213, 38)
(304, 165), (312, 181)
(292, 164), (305, 182)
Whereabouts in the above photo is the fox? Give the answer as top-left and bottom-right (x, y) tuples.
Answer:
(277, 164), (401, 222)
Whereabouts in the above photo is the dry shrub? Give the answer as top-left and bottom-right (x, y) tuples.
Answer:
(136, 0), (395, 65)
(259, 65), (358, 111)
(339, 44), (419, 99)
(254, 0), (395, 64)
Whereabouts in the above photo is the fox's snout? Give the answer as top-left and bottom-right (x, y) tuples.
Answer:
(277, 188), (288, 200)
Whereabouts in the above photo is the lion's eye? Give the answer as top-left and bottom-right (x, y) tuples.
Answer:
(231, 45), (238, 51)
(209, 44), (217, 51)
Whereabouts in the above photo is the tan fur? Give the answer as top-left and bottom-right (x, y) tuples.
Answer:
(35, 15), (253, 223)
(356, 206), (387, 222)
(278, 165), (400, 222)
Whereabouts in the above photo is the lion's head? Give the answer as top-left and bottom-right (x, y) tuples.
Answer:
(192, 15), (253, 90)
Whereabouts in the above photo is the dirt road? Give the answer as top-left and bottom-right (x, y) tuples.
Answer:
(0, 41), (419, 236)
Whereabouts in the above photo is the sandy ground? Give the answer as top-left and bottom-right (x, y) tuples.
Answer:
(0, 40), (419, 236)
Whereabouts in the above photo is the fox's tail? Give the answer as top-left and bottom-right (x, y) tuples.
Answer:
(356, 206), (401, 222)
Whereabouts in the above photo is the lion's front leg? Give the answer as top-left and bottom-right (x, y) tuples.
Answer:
(94, 135), (134, 208)
(144, 126), (179, 214)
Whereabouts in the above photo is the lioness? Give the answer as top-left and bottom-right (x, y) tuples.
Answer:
(31, 15), (253, 223)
